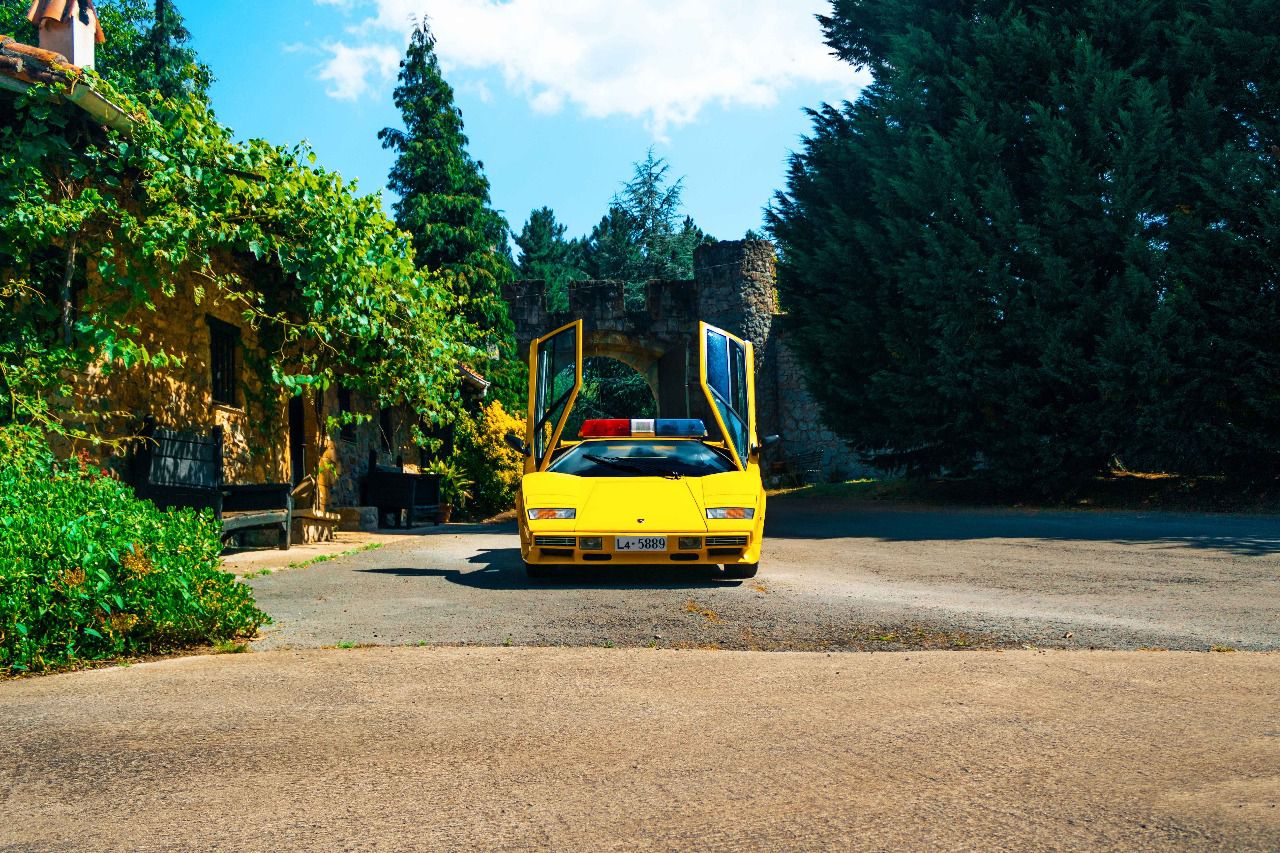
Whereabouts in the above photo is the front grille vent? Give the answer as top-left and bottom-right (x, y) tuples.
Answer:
(706, 535), (748, 547)
(535, 536), (577, 547)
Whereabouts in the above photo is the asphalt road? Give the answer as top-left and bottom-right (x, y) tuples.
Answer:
(247, 498), (1280, 651)
(2, 648), (1276, 851)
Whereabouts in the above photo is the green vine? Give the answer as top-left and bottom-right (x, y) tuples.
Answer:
(1, 74), (484, 442)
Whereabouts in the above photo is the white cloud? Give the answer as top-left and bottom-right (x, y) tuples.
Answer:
(317, 42), (402, 100)
(314, 0), (867, 134)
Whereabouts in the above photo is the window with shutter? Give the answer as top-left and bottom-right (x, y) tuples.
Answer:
(207, 317), (240, 407)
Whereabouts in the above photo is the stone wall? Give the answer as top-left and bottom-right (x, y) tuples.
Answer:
(767, 327), (876, 481)
(69, 268), (429, 511)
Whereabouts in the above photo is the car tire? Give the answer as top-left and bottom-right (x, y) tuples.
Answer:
(721, 563), (759, 580)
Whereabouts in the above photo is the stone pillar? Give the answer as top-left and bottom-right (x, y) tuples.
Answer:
(694, 240), (777, 347)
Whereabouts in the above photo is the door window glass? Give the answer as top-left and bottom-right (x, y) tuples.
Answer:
(534, 325), (578, 463)
(704, 327), (750, 467)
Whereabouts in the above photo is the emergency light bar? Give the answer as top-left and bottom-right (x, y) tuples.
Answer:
(579, 419), (707, 438)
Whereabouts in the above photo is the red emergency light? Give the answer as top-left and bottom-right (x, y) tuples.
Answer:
(580, 419), (707, 438)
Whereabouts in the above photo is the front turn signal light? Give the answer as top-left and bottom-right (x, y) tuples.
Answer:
(706, 507), (755, 520)
(528, 508), (576, 520)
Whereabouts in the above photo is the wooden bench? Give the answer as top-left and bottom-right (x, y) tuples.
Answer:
(130, 421), (293, 550)
(776, 448), (826, 488)
(363, 452), (441, 528)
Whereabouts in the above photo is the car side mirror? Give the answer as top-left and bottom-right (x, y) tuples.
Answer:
(751, 435), (781, 458)
(505, 432), (531, 457)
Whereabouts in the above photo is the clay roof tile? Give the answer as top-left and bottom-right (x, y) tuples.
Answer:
(26, 0), (106, 45)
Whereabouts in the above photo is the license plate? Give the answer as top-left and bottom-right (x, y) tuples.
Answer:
(614, 536), (667, 552)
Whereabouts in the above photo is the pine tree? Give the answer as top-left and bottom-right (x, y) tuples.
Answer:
(142, 0), (208, 98)
(574, 151), (715, 285)
(769, 0), (1280, 486)
(515, 207), (580, 312)
(576, 206), (642, 281)
(379, 19), (519, 403)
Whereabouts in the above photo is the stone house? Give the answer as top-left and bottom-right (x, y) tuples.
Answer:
(3, 5), (484, 536)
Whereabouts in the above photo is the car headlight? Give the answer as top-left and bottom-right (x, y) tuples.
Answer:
(706, 507), (755, 520)
(528, 508), (576, 520)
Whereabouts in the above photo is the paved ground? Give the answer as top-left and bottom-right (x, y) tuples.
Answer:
(2, 647), (1276, 851)
(5, 500), (1277, 850)
(245, 499), (1280, 651)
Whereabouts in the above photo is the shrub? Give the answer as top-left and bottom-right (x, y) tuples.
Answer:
(0, 427), (269, 674)
(453, 400), (525, 519)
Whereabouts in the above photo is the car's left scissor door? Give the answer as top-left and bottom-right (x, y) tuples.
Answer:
(526, 319), (583, 472)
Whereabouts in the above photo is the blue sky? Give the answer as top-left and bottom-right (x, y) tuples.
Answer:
(182, 0), (868, 244)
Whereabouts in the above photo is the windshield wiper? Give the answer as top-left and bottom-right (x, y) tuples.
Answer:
(583, 454), (683, 479)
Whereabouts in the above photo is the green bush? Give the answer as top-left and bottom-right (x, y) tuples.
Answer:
(0, 426), (269, 674)
(452, 401), (524, 520)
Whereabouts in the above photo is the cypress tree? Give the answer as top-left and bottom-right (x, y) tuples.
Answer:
(769, 0), (1280, 486)
(380, 19), (520, 403)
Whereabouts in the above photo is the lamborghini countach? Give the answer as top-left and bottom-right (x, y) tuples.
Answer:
(507, 320), (773, 580)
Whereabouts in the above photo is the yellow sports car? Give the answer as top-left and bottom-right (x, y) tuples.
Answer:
(507, 320), (774, 580)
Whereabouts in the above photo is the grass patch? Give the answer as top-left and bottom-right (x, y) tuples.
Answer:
(286, 542), (384, 571)
(683, 598), (720, 622)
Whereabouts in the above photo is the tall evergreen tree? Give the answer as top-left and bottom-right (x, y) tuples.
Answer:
(769, 0), (1280, 485)
(515, 207), (580, 312)
(379, 19), (519, 402)
(573, 151), (715, 286)
(575, 206), (642, 281)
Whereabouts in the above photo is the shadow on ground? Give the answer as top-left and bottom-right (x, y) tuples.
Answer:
(357, 547), (744, 591)
(765, 499), (1280, 556)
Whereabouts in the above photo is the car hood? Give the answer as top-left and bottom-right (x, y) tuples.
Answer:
(572, 477), (707, 533)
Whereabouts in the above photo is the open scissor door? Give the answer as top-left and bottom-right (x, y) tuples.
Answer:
(526, 319), (583, 472)
(698, 322), (756, 470)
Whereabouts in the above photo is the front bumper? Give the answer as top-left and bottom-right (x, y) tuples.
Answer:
(520, 532), (761, 565)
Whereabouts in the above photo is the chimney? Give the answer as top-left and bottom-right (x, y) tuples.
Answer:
(27, 0), (105, 70)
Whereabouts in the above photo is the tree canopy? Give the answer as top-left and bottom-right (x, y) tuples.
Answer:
(768, 0), (1280, 486)
(379, 19), (520, 404)
(577, 150), (714, 284)
(516, 151), (715, 311)
(514, 207), (581, 312)
(1, 21), (481, 442)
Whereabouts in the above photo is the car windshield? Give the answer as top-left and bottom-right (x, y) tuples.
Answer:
(548, 440), (736, 478)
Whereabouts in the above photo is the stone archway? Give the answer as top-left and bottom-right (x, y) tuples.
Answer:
(503, 239), (873, 481)
(504, 241), (778, 424)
